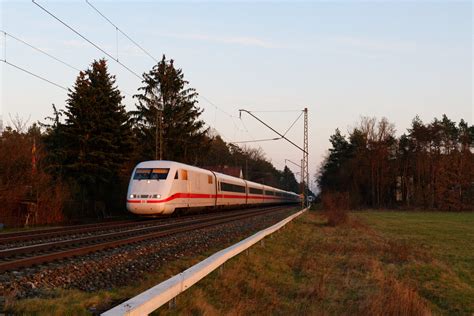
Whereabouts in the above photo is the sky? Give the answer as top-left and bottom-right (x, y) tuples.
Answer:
(0, 0), (472, 192)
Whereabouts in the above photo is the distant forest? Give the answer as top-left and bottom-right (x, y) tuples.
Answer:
(0, 57), (301, 226)
(318, 116), (474, 211)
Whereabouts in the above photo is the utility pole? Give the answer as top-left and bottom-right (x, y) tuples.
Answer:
(153, 94), (163, 160)
(303, 108), (309, 207)
(155, 106), (158, 160)
(240, 108), (310, 207)
(301, 159), (304, 208)
(159, 107), (163, 160)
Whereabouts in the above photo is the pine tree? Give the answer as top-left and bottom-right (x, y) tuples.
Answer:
(132, 55), (208, 163)
(281, 166), (300, 193)
(43, 59), (133, 216)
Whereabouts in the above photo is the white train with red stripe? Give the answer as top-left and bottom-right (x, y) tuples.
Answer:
(127, 160), (300, 216)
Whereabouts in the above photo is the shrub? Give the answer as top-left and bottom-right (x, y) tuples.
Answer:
(321, 191), (349, 226)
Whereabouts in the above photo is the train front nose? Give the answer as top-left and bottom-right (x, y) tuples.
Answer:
(127, 166), (172, 216)
(126, 197), (165, 215)
(127, 182), (167, 215)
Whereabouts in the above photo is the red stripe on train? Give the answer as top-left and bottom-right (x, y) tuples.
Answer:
(126, 192), (295, 204)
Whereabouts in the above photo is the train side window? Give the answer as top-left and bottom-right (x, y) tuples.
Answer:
(174, 171), (178, 179)
(249, 187), (263, 195)
(181, 170), (188, 180)
(208, 175), (213, 184)
(221, 182), (246, 193)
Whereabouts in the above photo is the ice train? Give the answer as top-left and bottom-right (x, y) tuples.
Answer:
(126, 160), (300, 216)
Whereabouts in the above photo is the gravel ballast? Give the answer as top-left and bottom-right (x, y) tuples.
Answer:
(0, 207), (297, 303)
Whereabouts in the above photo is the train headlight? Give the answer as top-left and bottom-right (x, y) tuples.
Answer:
(129, 194), (136, 199)
(152, 194), (161, 199)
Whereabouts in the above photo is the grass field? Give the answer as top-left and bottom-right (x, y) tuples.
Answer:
(6, 210), (474, 315)
(151, 210), (473, 315)
(355, 211), (474, 314)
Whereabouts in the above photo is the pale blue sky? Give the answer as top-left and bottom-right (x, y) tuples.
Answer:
(1, 0), (472, 189)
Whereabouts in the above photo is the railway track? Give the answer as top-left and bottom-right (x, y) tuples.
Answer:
(0, 206), (291, 273)
(0, 208), (277, 248)
(0, 219), (143, 244)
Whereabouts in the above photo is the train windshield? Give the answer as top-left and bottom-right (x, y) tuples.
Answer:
(133, 168), (170, 180)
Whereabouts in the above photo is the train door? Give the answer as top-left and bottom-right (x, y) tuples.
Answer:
(181, 169), (190, 207)
(244, 181), (249, 206)
(210, 171), (218, 207)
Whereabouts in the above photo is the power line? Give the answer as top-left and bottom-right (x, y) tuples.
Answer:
(200, 95), (238, 120)
(239, 116), (258, 143)
(32, 0), (142, 80)
(78, 1), (245, 140)
(231, 137), (281, 144)
(2, 60), (68, 91)
(2, 31), (6, 61)
(246, 110), (302, 113)
(32, 0), (246, 141)
(1, 29), (136, 98)
(282, 110), (304, 137)
(199, 95), (243, 137)
(83, 0), (242, 135)
(1, 30), (80, 72)
(85, 0), (159, 64)
(239, 109), (307, 154)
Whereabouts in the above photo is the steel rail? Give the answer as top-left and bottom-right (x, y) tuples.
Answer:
(0, 219), (163, 244)
(0, 207), (280, 258)
(0, 206), (281, 244)
(0, 219), (140, 240)
(0, 206), (293, 273)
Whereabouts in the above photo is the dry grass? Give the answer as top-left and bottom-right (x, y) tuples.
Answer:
(321, 191), (349, 226)
(151, 213), (433, 315)
(362, 260), (431, 315)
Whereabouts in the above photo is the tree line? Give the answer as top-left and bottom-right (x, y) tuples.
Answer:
(317, 116), (474, 211)
(0, 57), (300, 226)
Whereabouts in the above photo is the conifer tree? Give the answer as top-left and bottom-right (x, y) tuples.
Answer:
(132, 55), (208, 163)
(43, 59), (133, 216)
(281, 166), (300, 193)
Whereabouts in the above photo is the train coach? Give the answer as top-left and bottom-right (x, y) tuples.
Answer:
(126, 160), (300, 216)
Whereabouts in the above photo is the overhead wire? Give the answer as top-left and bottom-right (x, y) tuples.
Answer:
(2, 60), (68, 91)
(239, 115), (258, 143)
(1, 29), (135, 98)
(1, 30), (67, 91)
(82, 0), (243, 141)
(81, 0), (251, 144)
(2, 30), (81, 72)
(32, 0), (142, 80)
(282, 110), (303, 137)
(234, 108), (305, 146)
(2, 31), (5, 61)
(231, 137), (281, 144)
(28, 0), (279, 147)
(246, 109), (302, 113)
(199, 95), (243, 139)
(85, 0), (159, 64)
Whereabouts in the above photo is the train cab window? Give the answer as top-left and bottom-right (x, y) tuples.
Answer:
(134, 168), (170, 180)
(181, 170), (188, 180)
(208, 175), (213, 184)
(174, 171), (178, 179)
